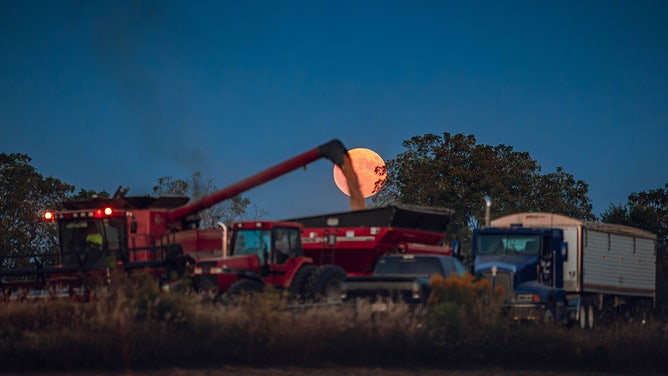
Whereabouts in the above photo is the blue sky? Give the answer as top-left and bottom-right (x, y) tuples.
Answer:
(1, 0), (667, 220)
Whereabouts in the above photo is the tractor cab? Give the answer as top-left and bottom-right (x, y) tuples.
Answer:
(230, 221), (304, 266)
(192, 221), (316, 298)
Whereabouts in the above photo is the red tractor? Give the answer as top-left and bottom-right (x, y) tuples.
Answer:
(0, 139), (362, 301)
(192, 205), (455, 303)
(193, 220), (340, 302)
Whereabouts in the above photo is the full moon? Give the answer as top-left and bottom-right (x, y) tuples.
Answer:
(333, 148), (386, 198)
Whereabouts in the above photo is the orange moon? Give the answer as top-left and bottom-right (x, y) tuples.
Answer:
(333, 148), (386, 198)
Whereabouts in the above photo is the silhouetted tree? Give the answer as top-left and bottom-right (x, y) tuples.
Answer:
(600, 183), (668, 254)
(0, 153), (74, 267)
(71, 188), (110, 199)
(371, 133), (594, 251)
(152, 172), (261, 228)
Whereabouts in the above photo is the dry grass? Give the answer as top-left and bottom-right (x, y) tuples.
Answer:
(1, 270), (667, 374)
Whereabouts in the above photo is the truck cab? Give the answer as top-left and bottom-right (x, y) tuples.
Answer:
(472, 225), (567, 323)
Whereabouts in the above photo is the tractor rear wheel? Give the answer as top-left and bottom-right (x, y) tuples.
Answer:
(288, 265), (318, 303)
(308, 265), (346, 303)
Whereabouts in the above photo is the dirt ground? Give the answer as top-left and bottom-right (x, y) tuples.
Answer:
(17, 367), (661, 376)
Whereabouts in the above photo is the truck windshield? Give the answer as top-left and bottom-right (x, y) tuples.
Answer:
(477, 234), (541, 255)
(58, 218), (126, 265)
(232, 230), (271, 264)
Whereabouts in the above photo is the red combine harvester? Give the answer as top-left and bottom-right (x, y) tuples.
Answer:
(0, 139), (360, 301)
(192, 205), (455, 303)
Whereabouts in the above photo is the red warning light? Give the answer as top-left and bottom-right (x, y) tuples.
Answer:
(94, 207), (113, 218)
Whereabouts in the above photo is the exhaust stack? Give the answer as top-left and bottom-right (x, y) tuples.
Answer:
(484, 195), (492, 227)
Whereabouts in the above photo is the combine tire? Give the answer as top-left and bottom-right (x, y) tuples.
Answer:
(308, 265), (346, 303)
(288, 265), (318, 303)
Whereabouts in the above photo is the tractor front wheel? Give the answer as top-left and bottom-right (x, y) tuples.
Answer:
(288, 265), (318, 303)
(224, 279), (264, 304)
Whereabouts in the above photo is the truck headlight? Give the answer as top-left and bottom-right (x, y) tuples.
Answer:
(515, 293), (538, 303)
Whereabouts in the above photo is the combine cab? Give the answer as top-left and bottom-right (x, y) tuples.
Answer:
(0, 139), (362, 302)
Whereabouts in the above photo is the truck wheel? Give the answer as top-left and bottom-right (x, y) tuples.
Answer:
(288, 265), (318, 302)
(578, 305), (588, 330)
(225, 279), (264, 303)
(542, 303), (556, 325)
(579, 303), (595, 330)
(586, 304), (595, 329)
(308, 265), (346, 303)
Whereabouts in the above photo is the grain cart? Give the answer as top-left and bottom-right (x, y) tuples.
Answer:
(0, 139), (362, 301)
(192, 205), (455, 303)
(472, 211), (656, 328)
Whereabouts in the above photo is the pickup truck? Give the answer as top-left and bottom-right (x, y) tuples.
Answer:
(340, 254), (466, 307)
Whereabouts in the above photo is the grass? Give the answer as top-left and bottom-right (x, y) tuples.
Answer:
(1, 270), (667, 373)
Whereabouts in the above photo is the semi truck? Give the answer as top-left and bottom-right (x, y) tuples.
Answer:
(472, 211), (656, 328)
(0, 139), (364, 301)
(191, 205), (456, 303)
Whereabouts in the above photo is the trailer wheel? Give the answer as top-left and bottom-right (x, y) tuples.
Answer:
(308, 265), (346, 303)
(579, 303), (595, 330)
(578, 305), (588, 330)
(586, 304), (595, 329)
(630, 299), (653, 324)
(288, 265), (318, 302)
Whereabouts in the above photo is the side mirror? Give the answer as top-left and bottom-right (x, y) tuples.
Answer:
(561, 242), (568, 261)
(451, 240), (461, 258)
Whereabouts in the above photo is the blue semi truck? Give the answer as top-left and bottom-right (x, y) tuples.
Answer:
(472, 211), (656, 328)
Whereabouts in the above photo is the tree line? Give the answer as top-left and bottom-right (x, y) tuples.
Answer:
(1, 132), (666, 263)
(371, 133), (667, 255)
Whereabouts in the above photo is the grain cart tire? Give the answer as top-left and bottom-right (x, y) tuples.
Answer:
(308, 265), (346, 303)
(224, 279), (264, 304)
(288, 265), (318, 303)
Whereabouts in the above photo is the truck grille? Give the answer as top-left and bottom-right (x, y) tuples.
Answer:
(481, 271), (512, 295)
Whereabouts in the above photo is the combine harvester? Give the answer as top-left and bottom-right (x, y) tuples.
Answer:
(0, 139), (364, 301)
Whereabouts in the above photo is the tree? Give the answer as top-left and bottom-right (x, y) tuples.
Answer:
(600, 183), (668, 254)
(71, 188), (110, 199)
(0, 153), (74, 267)
(151, 172), (260, 228)
(371, 133), (594, 250)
